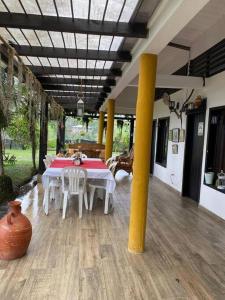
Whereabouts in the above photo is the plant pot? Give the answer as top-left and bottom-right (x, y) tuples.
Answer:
(0, 200), (32, 260)
(204, 172), (214, 185)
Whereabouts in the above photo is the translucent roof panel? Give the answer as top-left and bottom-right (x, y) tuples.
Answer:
(22, 29), (40, 46)
(58, 58), (69, 67)
(21, 0), (40, 14)
(0, 0), (139, 23)
(7, 28), (29, 45)
(55, 0), (72, 18)
(90, 0), (107, 21)
(49, 32), (64, 48)
(0, 2), (7, 12)
(88, 35), (100, 50)
(36, 31), (53, 47)
(48, 58), (59, 67)
(37, 0), (57, 16)
(75, 34), (87, 49)
(73, 0), (89, 19)
(120, 0), (139, 22)
(63, 33), (76, 49)
(111, 37), (123, 51)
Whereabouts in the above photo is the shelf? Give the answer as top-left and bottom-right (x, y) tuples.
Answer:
(204, 183), (225, 194)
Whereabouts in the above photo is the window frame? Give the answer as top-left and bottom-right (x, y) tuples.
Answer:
(155, 116), (170, 168)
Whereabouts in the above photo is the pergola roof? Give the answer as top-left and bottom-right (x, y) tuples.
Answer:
(0, 0), (157, 113)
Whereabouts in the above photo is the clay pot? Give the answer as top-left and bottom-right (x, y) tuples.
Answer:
(0, 200), (32, 260)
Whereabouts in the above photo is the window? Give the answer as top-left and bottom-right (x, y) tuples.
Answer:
(156, 117), (169, 167)
(205, 106), (225, 176)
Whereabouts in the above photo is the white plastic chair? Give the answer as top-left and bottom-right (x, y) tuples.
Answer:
(61, 167), (88, 219)
(89, 182), (112, 214)
(43, 158), (51, 169)
(43, 159), (61, 207)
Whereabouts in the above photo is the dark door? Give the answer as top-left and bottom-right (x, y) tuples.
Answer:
(150, 120), (157, 174)
(182, 111), (205, 202)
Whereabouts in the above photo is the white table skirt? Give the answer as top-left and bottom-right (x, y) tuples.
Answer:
(42, 158), (116, 193)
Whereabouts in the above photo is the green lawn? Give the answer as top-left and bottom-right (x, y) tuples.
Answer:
(4, 148), (55, 187)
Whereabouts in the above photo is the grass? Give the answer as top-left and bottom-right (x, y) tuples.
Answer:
(3, 148), (55, 187)
(4, 149), (37, 187)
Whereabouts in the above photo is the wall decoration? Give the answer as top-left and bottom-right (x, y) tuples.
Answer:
(179, 129), (185, 142)
(169, 130), (172, 141)
(172, 128), (180, 142)
(172, 144), (178, 154)
(198, 122), (204, 136)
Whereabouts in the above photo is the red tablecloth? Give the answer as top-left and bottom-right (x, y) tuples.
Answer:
(50, 159), (107, 169)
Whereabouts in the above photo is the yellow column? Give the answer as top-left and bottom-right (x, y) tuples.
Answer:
(128, 53), (157, 253)
(97, 111), (105, 144)
(105, 99), (115, 160)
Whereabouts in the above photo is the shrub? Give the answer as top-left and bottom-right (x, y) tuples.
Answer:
(0, 175), (15, 203)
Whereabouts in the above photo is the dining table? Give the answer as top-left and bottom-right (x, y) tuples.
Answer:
(42, 158), (116, 215)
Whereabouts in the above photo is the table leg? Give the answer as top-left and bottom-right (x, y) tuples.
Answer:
(104, 192), (110, 214)
(43, 177), (50, 215)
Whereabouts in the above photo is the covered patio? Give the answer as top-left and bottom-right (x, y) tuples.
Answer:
(1, 0), (225, 299)
(2, 174), (225, 299)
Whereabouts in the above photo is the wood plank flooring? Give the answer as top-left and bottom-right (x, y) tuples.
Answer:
(1, 172), (225, 299)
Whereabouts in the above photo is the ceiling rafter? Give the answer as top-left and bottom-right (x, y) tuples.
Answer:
(38, 77), (115, 87)
(0, 12), (148, 38)
(29, 66), (122, 77)
(11, 45), (131, 62)
(43, 84), (110, 93)
(48, 91), (107, 98)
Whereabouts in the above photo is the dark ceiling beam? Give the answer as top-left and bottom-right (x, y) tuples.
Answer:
(168, 42), (190, 51)
(43, 84), (111, 93)
(55, 96), (105, 102)
(47, 91), (107, 98)
(12, 45), (132, 62)
(29, 66), (122, 77)
(0, 12), (148, 38)
(38, 77), (116, 86)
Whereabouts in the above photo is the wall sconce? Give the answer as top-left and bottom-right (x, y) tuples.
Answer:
(163, 93), (181, 119)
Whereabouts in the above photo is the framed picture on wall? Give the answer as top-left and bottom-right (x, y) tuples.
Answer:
(172, 128), (180, 142)
(168, 130), (172, 141)
(179, 129), (185, 142)
(172, 144), (178, 154)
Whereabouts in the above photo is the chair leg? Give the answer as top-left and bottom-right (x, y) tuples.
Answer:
(84, 191), (88, 210)
(79, 193), (83, 218)
(62, 191), (68, 219)
(89, 187), (96, 211)
(104, 192), (110, 214)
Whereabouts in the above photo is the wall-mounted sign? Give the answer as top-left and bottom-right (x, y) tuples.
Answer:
(198, 122), (204, 136)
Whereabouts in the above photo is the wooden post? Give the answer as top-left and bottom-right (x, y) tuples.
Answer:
(0, 129), (4, 175)
(39, 96), (48, 173)
(129, 118), (134, 150)
(128, 54), (157, 253)
(56, 115), (66, 154)
(105, 99), (115, 160)
(97, 111), (105, 144)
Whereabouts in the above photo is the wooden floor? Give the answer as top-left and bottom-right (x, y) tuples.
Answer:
(1, 172), (225, 299)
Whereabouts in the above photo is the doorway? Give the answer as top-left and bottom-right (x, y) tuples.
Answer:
(182, 110), (206, 202)
(150, 119), (157, 174)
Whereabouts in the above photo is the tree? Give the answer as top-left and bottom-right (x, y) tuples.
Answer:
(6, 111), (30, 149)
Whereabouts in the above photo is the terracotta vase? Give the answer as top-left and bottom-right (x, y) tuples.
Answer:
(0, 200), (32, 260)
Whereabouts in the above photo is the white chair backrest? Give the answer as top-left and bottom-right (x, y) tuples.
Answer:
(61, 167), (87, 195)
(81, 153), (88, 159)
(43, 159), (51, 169)
(45, 155), (54, 163)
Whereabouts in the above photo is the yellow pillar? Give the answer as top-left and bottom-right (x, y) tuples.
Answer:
(128, 53), (157, 253)
(97, 111), (105, 144)
(105, 99), (115, 160)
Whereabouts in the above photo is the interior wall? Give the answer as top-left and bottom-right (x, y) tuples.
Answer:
(153, 71), (225, 219)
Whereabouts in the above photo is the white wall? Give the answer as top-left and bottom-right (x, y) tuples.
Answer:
(153, 72), (225, 219)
